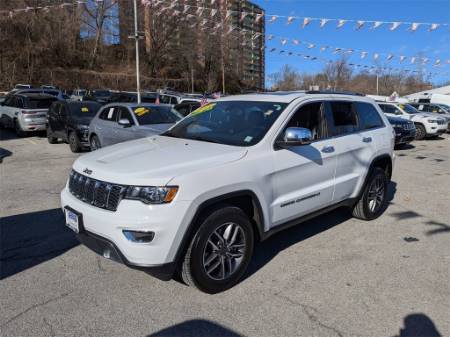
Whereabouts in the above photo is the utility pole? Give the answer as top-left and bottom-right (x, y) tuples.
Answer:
(132, 0), (141, 103)
(376, 72), (379, 95)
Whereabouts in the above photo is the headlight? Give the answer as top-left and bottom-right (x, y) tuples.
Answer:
(427, 119), (437, 123)
(124, 186), (178, 204)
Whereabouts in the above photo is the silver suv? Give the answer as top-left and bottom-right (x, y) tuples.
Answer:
(88, 103), (182, 150)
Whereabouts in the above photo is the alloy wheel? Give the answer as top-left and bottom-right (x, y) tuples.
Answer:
(202, 222), (246, 281)
(367, 175), (385, 213)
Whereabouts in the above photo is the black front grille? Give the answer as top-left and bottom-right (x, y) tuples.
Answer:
(68, 170), (126, 211)
(437, 119), (446, 125)
(403, 123), (415, 130)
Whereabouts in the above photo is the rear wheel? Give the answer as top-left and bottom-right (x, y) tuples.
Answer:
(181, 206), (254, 294)
(90, 134), (101, 151)
(47, 126), (58, 144)
(352, 167), (388, 220)
(68, 131), (82, 153)
(414, 124), (426, 140)
(14, 120), (26, 137)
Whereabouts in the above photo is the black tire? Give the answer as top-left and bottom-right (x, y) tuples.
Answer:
(68, 131), (82, 153)
(47, 126), (58, 144)
(352, 167), (388, 220)
(414, 124), (426, 140)
(14, 120), (26, 137)
(90, 134), (101, 151)
(181, 206), (254, 294)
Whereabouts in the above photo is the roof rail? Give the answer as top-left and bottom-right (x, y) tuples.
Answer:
(305, 90), (365, 96)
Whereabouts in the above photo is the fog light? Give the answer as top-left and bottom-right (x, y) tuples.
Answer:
(123, 230), (155, 243)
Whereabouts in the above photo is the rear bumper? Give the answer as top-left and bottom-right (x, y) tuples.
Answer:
(76, 230), (176, 281)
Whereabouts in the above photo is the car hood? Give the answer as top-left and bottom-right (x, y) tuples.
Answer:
(72, 136), (247, 186)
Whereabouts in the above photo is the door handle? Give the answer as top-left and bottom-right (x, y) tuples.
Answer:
(363, 137), (372, 143)
(321, 146), (335, 153)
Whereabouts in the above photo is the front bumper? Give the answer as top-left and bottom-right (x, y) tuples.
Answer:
(394, 129), (416, 144)
(61, 187), (194, 270)
(77, 230), (176, 280)
(425, 123), (447, 135)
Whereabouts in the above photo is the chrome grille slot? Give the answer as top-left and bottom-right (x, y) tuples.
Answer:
(68, 170), (126, 211)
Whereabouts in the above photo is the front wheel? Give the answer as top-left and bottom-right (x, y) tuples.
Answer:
(69, 131), (82, 153)
(414, 124), (426, 140)
(352, 167), (388, 220)
(47, 126), (58, 144)
(90, 135), (101, 151)
(181, 206), (254, 294)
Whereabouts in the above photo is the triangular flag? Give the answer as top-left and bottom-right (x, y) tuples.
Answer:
(361, 51), (368, 59)
(307, 43), (315, 49)
(292, 39), (300, 45)
(422, 58), (429, 64)
(411, 57), (416, 64)
(390, 22), (401, 31)
(267, 34), (274, 40)
(269, 48), (276, 52)
(333, 48), (342, 54)
(255, 13), (264, 23)
(337, 19), (346, 29)
(287, 16), (295, 25)
(281, 38), (288, 45)
(355, 20), (365, 30)
(269, 15), (278, 23)
(434, 59), (441, 66)
(373, 53), (379, 60)
(410, 23), (420, 32)
(319, 18), (329, 28)
(371, 21), (383, 30)
(399, 55), (406, 62)
(302, 17), (311, 28)
(320, 46), (328, 52)
(387, 54), (394, 61)
(429, 23), (439, 31)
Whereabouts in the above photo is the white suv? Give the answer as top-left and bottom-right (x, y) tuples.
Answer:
(61, 92), (395, 293)
(378, 102), (448, 139)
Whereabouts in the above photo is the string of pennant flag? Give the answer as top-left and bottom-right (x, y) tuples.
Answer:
(141, 0), (450, 32)
(267, 47), (450, 77)
(267, 35), (449, 67)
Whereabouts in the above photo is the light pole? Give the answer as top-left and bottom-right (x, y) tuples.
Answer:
(132, 0), (141, 103)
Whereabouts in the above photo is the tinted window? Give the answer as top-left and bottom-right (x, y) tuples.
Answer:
(24, 97), (57, 109)
(3, 97), (14, 106)
(69, 102), (101, 116)
(329, 102), (358, 135)
(284, 102), (325, 141)
(160, 95), (171, 104)
(131, 106), (181, 125)
(355, 102), (384, 130)
(119, 107), (135, 125)
(398, 104), (418, 114)
(379, 104), (401, 115)
(175, 104), (190, 116)
(164, 101), (288, 147)
(99, 106), (118, 121)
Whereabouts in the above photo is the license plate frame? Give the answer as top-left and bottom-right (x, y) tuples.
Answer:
(64, 206), (83, 233)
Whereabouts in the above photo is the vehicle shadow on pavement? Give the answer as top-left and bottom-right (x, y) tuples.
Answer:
(0, 147), (12, 163)
(245, 181), (397, 281)
(393, 313), (442, 337)
(0, 208), (79, 279)
(147, 319), (242, 337)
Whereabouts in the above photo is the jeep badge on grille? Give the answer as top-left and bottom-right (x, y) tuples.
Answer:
(83, 168), (93, 175)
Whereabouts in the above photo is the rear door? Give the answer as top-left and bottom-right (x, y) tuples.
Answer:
(327, 100), (377, 202)
(47, 102), (61, 135)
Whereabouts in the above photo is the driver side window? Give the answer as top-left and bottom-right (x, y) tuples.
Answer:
(283, 102), (326, 141)
(118, 107), (135, 125)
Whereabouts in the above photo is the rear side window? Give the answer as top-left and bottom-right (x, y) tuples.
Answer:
(24, 98), (57, 109)
(355, 102), (384, 130)
(329, 102), (358, 136)
(118, 107), (135, 125)
(131, 106), (181, 125)
(379, 104), (401, 115)
(99, 107), (118, 121)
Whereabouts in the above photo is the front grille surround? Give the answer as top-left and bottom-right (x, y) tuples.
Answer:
(436, 119), (446, 125)
(402, 123), (415, 130)
(68, 170), (126, 211)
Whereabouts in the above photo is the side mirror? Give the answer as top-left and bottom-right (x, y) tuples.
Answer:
(278, 127), (313, 147)
(118, 118), (131, 128)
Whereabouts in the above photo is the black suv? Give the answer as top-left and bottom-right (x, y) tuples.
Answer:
(47, 101), (102, 152)
(386, 115), (416, 148)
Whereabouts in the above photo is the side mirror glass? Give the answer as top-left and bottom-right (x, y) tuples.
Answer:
(279, 127), (313, 147)
(118, 118), (131, 127)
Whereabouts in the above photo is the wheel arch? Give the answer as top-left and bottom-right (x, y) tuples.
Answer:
(172, 190), (265, 270)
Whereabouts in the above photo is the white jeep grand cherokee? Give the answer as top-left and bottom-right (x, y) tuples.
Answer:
(61, 91), (395, 293)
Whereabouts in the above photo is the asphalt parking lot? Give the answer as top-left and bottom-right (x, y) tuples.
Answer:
(1, 129), (449, 337)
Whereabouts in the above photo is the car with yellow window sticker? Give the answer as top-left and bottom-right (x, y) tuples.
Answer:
(47, 100), (102, 152)
(88, 103), (182, 150)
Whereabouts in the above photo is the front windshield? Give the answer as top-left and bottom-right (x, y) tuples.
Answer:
(163, 101), (288, 146)
(70, 102), (101, 116)
(398, 104), (419, 114)
(132, 106), (182, 125)
(437, 104), (450, 112)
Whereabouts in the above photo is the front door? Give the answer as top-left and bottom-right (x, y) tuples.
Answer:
(271, 101), (338, 227)
(115, 107), (137, 143)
